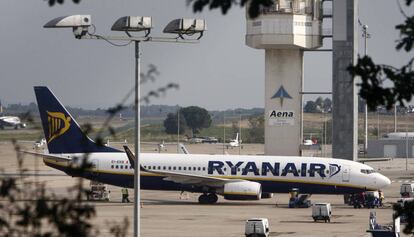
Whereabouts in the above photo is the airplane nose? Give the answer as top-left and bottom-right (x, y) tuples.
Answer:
(377, 174), (391, 189)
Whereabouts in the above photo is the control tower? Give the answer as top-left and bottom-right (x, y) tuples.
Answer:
(246, 0), (322, 156)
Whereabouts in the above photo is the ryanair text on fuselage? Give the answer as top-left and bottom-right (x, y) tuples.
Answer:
(208, 161), (341, 178)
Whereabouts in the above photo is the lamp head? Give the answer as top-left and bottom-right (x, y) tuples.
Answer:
(44, 15), (91, 39)
(163, 18), (206, 39)
(111, 16), (152, 34)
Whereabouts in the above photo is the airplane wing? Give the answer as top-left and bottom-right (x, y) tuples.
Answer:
(123, 146), (240, 188)
(143, 169), (232, 188)
(21, 150), (72, 162)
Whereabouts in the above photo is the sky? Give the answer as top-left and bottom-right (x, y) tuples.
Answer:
(0, 0), (412, 110)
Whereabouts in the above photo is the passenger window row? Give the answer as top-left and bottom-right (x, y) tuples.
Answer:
(143, 166), (206, 171)
(111, 165), (133, 169)
(110, 164), (330, 175)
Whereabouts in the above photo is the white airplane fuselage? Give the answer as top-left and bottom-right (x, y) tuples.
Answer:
(44, 152), (390, 194)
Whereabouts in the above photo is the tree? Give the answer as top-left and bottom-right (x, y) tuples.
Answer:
(323, 97), (332, 112)
(189, 0), (273, 18)
(304, 101), (318, 113)
(163, 112), (187, 135)
(180, 106), (212, 135)
(315, 97), (324, 108)
(47, 0), (80, 6)
(246, 116), (264, 143)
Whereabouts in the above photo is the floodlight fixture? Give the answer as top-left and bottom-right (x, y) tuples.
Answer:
(111, 16), (152, 36)
(163, 18), (206, 39)
(44, 15), (91, 39)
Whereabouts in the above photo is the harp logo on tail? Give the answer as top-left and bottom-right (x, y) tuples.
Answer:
(47, 111), (71, 143)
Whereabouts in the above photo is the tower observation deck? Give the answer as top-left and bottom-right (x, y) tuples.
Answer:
(246, 0), (323, 156)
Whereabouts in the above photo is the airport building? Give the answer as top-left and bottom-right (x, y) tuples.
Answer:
(245, 0), (323, 156)
(246, 0), (359, 160)
(367, 133), (414, 158)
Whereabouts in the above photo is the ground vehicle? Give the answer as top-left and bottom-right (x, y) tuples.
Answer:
(351, 191), (381, 208)
(365, 191), (381, 208)
(245, 218), (269, 237)
(396, 198), (414, 224)
(288, 188), (311, 208)
(312, 203), (331, 222)
(87, 181), (110, 201)
(188, 137), (204, 143)
(202, 137), (218, 144)
(400, 183), (414, 197)
(367, 211), (401, 237)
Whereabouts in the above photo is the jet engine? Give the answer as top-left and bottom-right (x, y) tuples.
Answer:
(221, 181), (262, 200)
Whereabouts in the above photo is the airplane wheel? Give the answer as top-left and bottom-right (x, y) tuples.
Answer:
(207, 193), (218, 204)
(198, 194), (209, 204)
(198, 194), (218, 204)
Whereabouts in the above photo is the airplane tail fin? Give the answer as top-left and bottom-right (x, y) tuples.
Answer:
(34, 86), (120, 154)
(235, 133), (239, 142)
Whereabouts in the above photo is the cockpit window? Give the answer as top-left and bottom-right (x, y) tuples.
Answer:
(360, 169), (376, 174)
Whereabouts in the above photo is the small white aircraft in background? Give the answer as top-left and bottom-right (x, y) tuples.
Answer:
(142, 141), (169, 152)
(228, 133), (241, 148)
(0, 116), (26, 129)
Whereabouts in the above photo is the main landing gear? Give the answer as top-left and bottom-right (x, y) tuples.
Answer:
(198, 193), (218, 204)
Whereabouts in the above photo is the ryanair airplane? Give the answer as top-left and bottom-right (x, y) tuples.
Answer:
(27, 86), (390, 204)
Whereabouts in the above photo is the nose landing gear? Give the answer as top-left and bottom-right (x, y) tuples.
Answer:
(198, 193), (218, 204)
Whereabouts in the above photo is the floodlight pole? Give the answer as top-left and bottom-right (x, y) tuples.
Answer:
(177, 107), (180, 153)
(239, 114), (241, 155)
(223, 115), (226, 154)
(362, 24), (369, 155)
(406, 115), (408, 171)
(133, 40), (141, 237)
